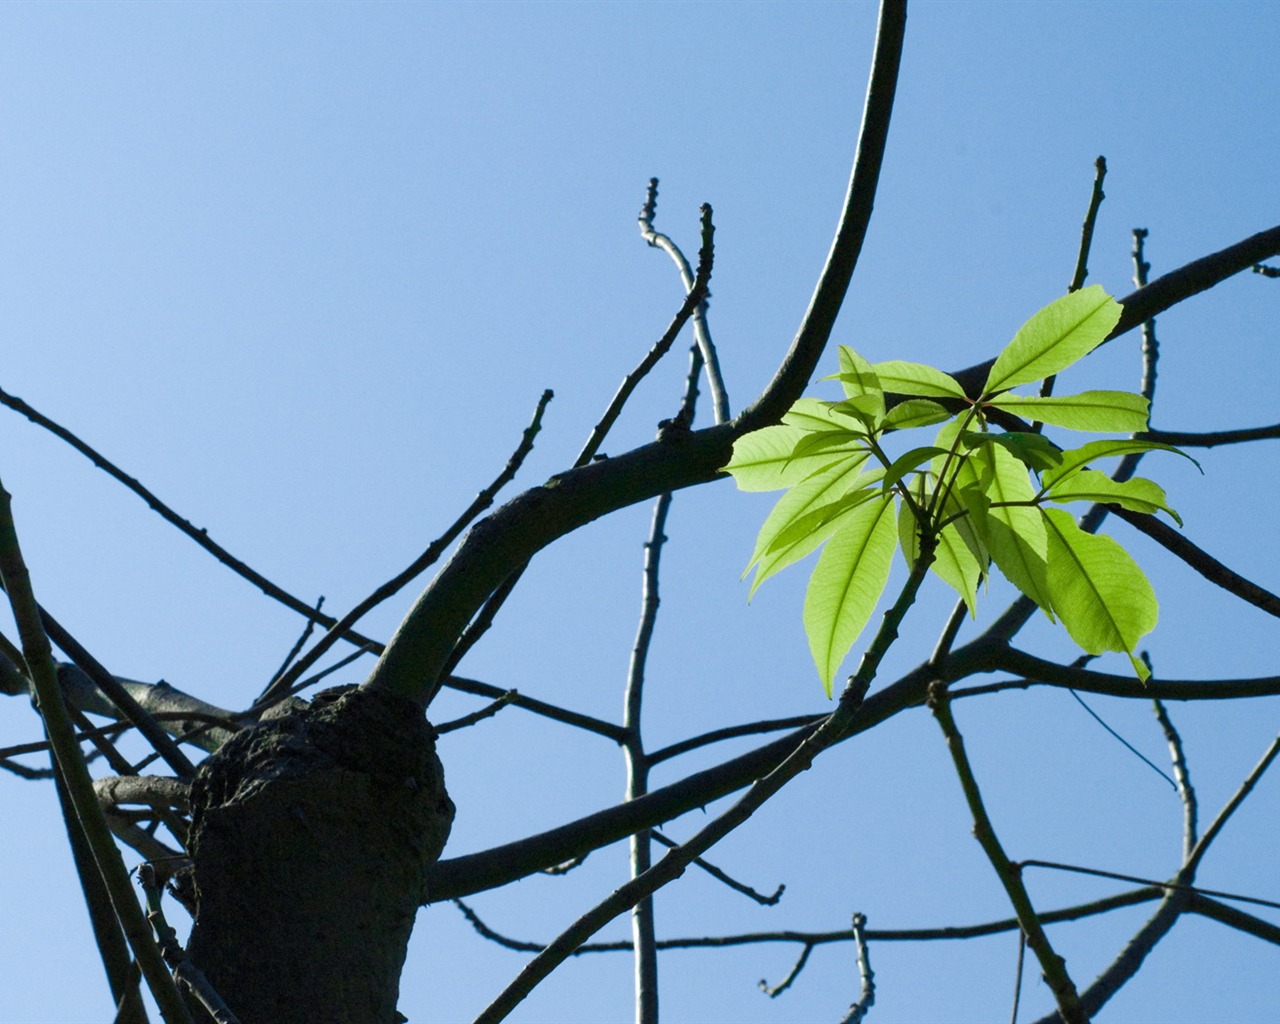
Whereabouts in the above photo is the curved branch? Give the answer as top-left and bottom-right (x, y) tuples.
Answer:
(363, 0), (907, 712)
(951, 224), (1280, 398)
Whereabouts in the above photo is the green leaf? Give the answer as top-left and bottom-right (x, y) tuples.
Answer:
(1041, 438), (1198, 489)
(871, 360), (967, 399)
(833, 394), (887, 432)
(986, 390), (1149, 432)
(1042, 508), (1157, 679)
(724, 425), (852, 492)
(984, 286), (1123, 394)
(961, 430), (1063, 473)
(822, 347), (886, 421)
(1044, 470), (1182, 525)
(764, 482), (885, 558)
(883, 399), (952, 432)
(784, 397), (872, 435)
(803, 495), (898, 697)
(787, 430), (870, 464)
(976, 443), (1055, 618)
(745, 458), (873, 596)
(881, 446), (951, 492)
(931, 519), (984, 616)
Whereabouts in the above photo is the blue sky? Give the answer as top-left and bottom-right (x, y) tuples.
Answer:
(1, 2), (1277, 1021)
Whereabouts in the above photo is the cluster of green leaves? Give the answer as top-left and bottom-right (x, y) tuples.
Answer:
(725, 286), (1191, 696)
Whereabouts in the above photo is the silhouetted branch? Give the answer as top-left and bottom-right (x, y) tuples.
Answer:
(651, 830), (784, 906)
(257, 389), (554, 709)
(648, 714), (823, 765)
(1141, 423), (1280, 447)
(639, 178), (729, 424)
(1131, 228), (1160, 404)
(0, 384), (380, 651)
(928, 681), (1084, 1024)
(435, 690), (518, 734)
(759, 943), (812, 998)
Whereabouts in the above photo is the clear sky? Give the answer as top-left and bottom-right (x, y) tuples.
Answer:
(1, 2), (1277, 1021)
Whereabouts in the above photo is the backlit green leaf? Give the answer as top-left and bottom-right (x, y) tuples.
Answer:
(746, 457), (873, 595)
(1042, 508), (1157, 679)
(1042, 439), (1198, 489)
(931, 519), (984, 616)
(984, 286), (1123, 394)
(882, 446), (951, 492)
(822, 346), (886, 422)
(961, 430), (1063, 473)
(725, 425), (851, 492)
(803, 495), (898, 697)
(871, 360), (967, 399)
(986, 390), (1149, 432)
(784, 397), (872, 435)
(1044, 470), (1182, 525)
(883, 399), (952, 431)
(978, 444), (1054, 618)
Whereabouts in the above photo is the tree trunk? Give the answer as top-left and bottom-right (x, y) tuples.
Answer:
(185, 685), (454, 1024)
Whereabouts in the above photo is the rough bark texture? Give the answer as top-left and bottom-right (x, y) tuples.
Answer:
(185, 685), (454, 1024)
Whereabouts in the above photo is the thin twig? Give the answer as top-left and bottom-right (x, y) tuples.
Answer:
(435, 690), (519, 734)
(1184, 727), (1280, 877)
(759, 943), (812, 998)
(839, 913), (876, 1024)
(651, 831), (784, 906)
(1151, 699), (1197, 859)
(456, 888), (1166, 953)
(578, 204), (715, 468)
(647, 714), (824, 765)
(638, 178), (730, 424)
(1070, 157), (1107, 294)
(928, 682), (1085, 1024)
(1131, 228), (1160, 404)
(264, 595), (324, 691)
(1037, 155), (1107, 405)
(1009, 930), (1027, 1024)
(1140, 423), (1280, 447)
(258, 389), (554, 708)
(0, 384), (379, 650)
(1018, 860), (1280, 913)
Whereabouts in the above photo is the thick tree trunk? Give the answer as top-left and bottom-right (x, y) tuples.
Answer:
(185, 686), (454, 1024)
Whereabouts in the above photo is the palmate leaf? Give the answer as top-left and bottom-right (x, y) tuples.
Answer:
(1044, 470), (1182, 525)
(986, 390), (1149, 433)
(1042, 508), (1157, 679)
(745, 458), (874, 596)
(984, 286), (1123, 394)
(804, 495), (898, 697)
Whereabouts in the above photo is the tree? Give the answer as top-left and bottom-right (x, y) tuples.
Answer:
(1, 2), (1278, 1022)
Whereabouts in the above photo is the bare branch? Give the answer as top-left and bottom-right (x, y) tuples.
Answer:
(1151, 699), (1197, 859)
(951, 223), (1280, 398)
(256, 388), (554, 709)
(651, 830), (784, 906)
(928, 682), (1085, 1024)
(639, 178), (730, 424)
(1112, 507), (1280, 618)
